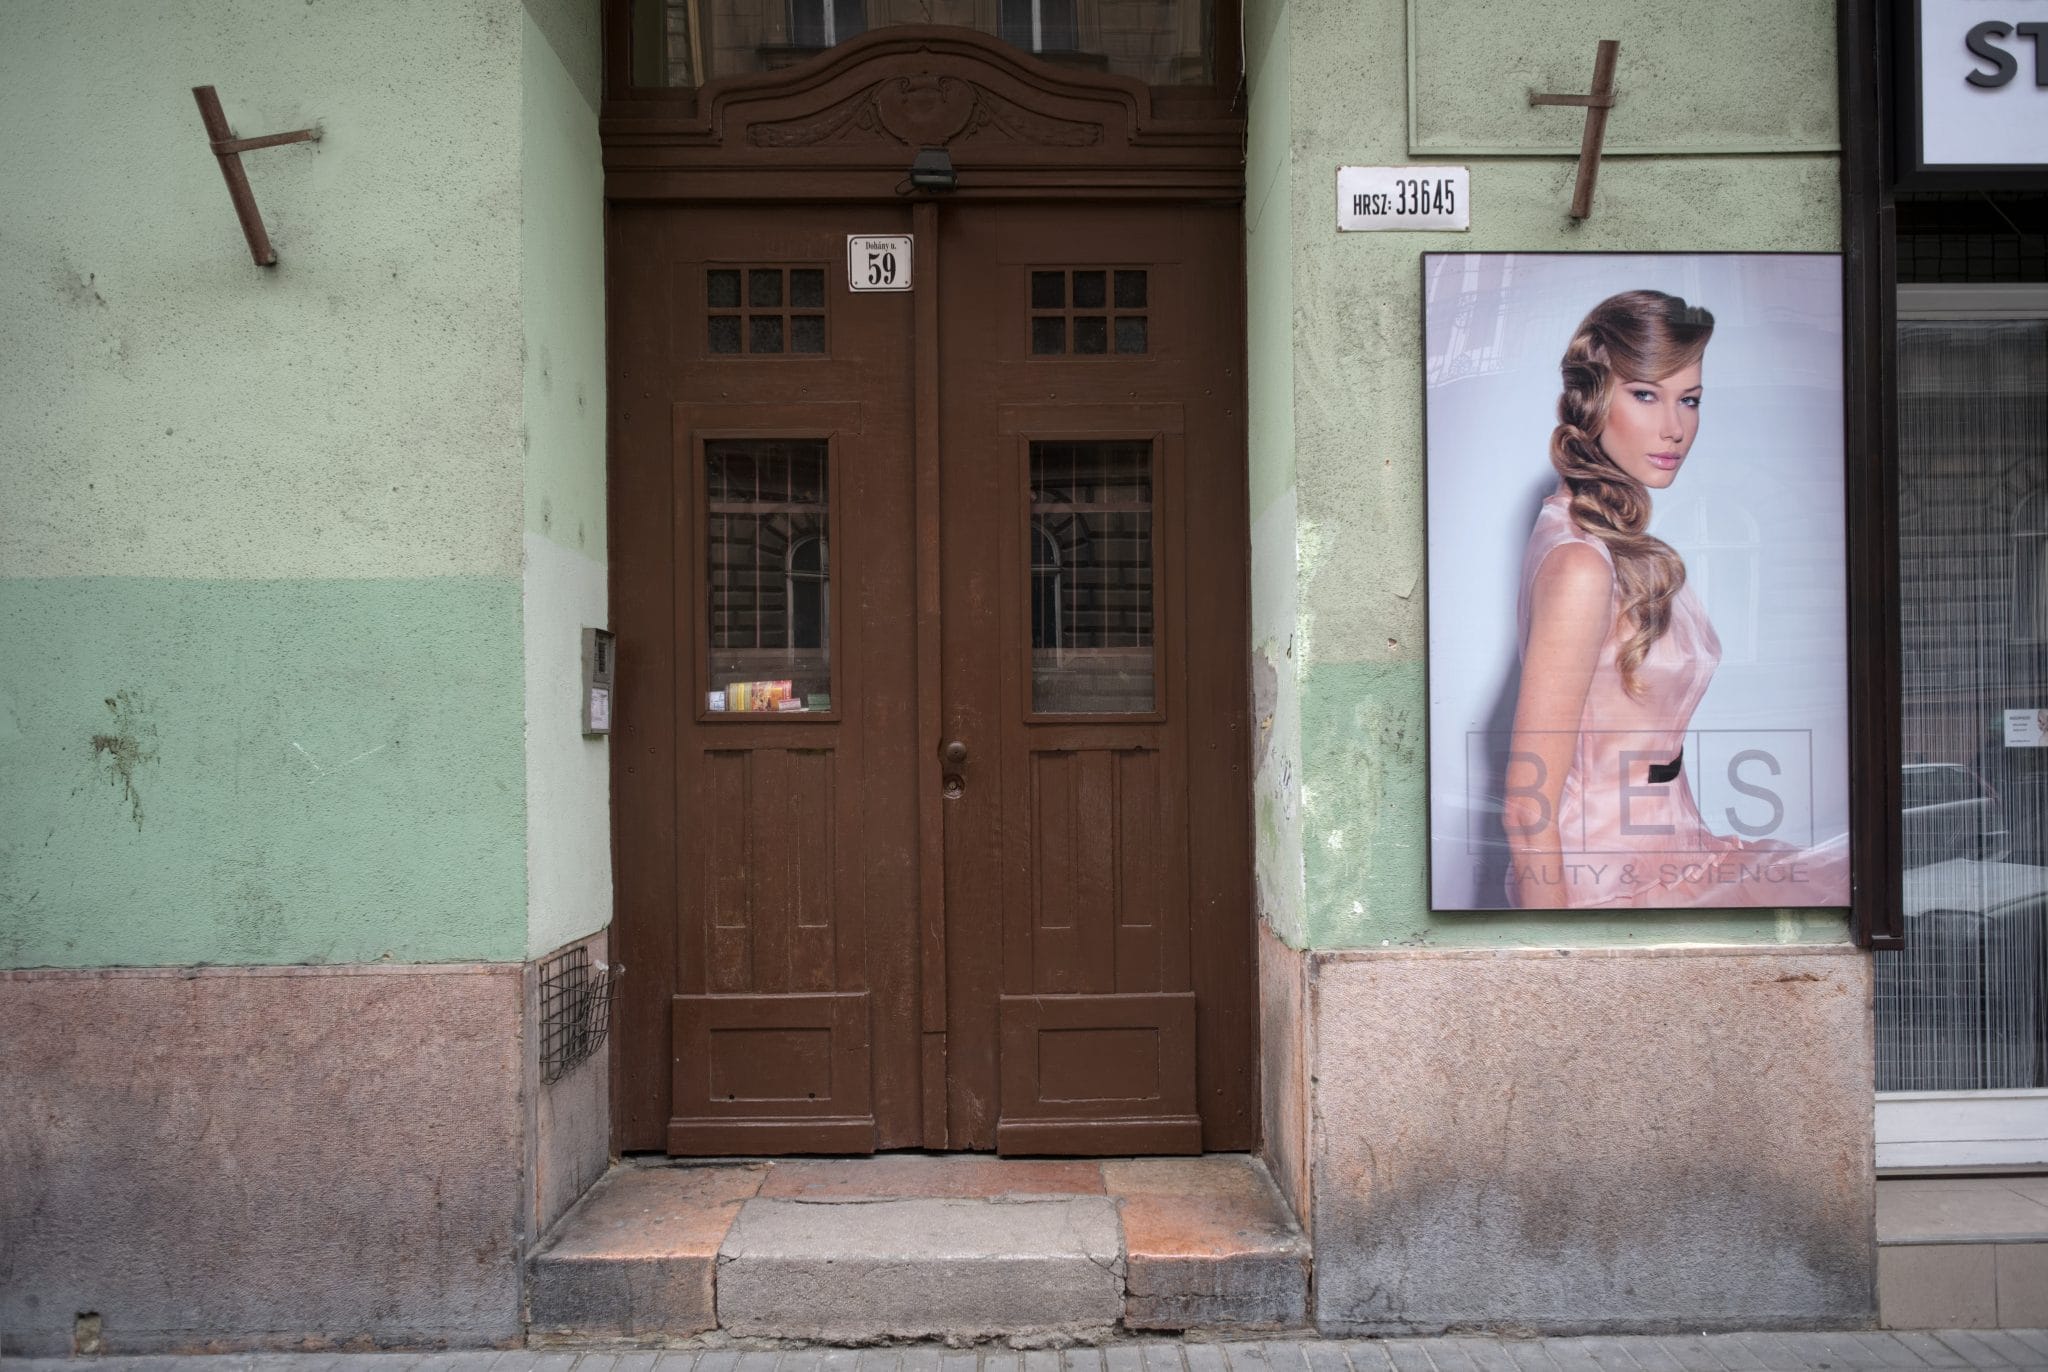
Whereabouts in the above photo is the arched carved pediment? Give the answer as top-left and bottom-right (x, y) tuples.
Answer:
(601, 27), (1242, 199)
(747, 75), (1102, 150)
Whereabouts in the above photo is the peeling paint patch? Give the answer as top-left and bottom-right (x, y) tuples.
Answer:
(89, 690), (157, 831)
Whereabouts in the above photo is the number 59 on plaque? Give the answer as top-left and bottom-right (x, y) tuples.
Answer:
(847, 235), (914, 292)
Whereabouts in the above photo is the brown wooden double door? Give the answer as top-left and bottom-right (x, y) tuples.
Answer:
(611, 198), (1253, 1154)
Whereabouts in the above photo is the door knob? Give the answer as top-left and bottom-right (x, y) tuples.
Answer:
(941, 739), (969, 768)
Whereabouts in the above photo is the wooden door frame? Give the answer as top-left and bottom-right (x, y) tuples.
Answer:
(603, 25), (1252, 1154)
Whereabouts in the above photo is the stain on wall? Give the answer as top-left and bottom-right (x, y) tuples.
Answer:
(88, 690), (157, 831)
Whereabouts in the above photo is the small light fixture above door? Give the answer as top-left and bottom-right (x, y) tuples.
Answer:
(907, 147), (958, 193)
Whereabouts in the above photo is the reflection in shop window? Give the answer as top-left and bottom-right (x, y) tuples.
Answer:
(2010, 491), (2048, 644)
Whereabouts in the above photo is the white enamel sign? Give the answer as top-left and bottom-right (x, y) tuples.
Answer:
(1337, 166), (1470, 232)
(2006, 709), (2048, 747)
(847, 235), (913, 292)
(1919, 0), (2048, 169)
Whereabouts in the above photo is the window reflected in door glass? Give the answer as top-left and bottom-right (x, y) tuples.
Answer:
(632, 0), (1213, 88)
(1030, 440), (1154, 713)
(706, 439), (832, 713)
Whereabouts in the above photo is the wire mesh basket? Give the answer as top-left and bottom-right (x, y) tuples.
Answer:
(540, 946), (624, 1084)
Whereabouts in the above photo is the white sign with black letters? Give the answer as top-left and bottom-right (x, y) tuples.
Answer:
(1337, 166), (1470, 232)
(1918, 0), (2048, 169)
(847, 235), (913, 292)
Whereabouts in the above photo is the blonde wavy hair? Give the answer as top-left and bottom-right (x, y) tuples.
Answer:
(1549, 289), (1715, 694)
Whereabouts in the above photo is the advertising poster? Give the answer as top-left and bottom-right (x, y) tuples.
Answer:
(1424, 253), (1851, 910)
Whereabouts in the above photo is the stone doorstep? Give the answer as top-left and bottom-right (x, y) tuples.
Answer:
(526, 1155), (1309, 1343)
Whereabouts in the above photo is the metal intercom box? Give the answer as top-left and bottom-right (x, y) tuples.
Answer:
(582, 627), (615, 735)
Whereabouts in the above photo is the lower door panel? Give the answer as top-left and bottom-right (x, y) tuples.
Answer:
(995, 991), (1201, 1155)
(669, 991), (877, 1153)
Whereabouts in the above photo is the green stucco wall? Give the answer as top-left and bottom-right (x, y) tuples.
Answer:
(519, 0), (612, 959)
(1245, 0), (1854, 951)
(0, 1), (608, 969)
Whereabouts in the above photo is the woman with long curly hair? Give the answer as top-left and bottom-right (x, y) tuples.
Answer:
(1504, 289), (1846, 908)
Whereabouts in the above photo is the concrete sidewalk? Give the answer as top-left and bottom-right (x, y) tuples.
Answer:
(8, 1333), (2048, 1372)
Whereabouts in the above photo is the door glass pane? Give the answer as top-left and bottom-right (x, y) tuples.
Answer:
(1877, 318), (2048, 1091)
(633, 0), (1213, 88)
(706, 439), (832, 713)
(1030, 440), (1154, 713)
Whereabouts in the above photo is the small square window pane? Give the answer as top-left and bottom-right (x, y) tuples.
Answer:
(1073, 271), (1106, 309)
(1031, 271), (1066, 310)
(708, 269), (742, 308)
(1114, 270), (1147, 308)
(791, 269), (826, 308)
(791, 315), (826, 354)
(1032, 317), (1066, 355)
(1073, 316), (1107, 354)
(708, 315), (742, 353)
(750, 316), (785, 353)
(749, 269), (783, 308)
(1115, 316), (1148, 354)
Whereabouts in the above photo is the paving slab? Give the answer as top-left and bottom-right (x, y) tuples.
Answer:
(528, 1166), (766, 1339)
(714, 1196), (1124, 1342)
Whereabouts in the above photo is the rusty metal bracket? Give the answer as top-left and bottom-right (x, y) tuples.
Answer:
(191, 86), (321, 266)
(1530, 40), (1619, 221)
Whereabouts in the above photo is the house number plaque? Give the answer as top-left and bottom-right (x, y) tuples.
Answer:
(847, 235), (914, 291)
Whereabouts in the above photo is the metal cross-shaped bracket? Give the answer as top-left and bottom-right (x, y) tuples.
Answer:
(191, 85), (321, 266)
(1530, 40), (1619, 221)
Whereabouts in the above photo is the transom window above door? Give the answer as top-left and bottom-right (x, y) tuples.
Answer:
(629, 0), (1215, 88)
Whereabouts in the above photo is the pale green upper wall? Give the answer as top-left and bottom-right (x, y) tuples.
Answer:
(521, 0), (608, 566)
(519, 0), (613, 959)
(0, 0), (528, 583)
(1257, 0), (1853, 950)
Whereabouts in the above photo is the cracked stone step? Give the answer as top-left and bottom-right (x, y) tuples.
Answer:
(714, 1196), (1126, 1342)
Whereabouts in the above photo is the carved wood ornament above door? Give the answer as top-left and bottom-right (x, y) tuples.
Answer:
(602, 27), (1246, 202)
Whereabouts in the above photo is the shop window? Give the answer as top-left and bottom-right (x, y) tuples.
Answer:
(1875, 306), (2048, 1098)
(1029, 268), (1148, 357)
(705, 438), (833, 713)
(708, 266), (827, 357)
(1029, 439), (1155, 714)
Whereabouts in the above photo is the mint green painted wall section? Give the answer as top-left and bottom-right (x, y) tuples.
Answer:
(1256, 0), (1853, 950)
(1246, 0), (1307, 946)
(0, 578), (527, 969)
(0, 2), (616, 970)
(519, 0), (612, 959)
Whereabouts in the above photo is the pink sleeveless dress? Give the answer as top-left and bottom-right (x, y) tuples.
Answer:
(1513, 492), (1849, 908)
